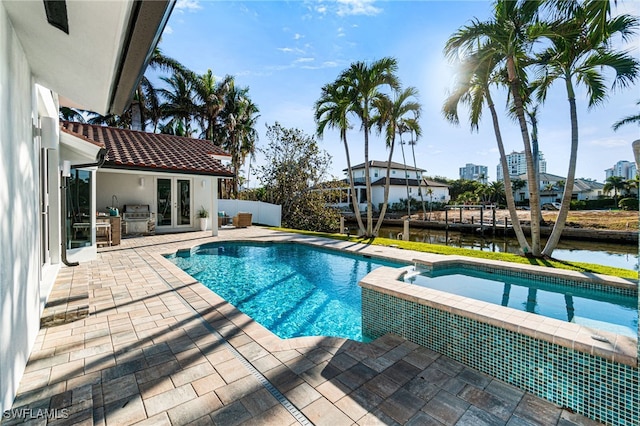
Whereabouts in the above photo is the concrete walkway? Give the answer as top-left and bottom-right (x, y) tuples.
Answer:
(3, 228), (602, 425)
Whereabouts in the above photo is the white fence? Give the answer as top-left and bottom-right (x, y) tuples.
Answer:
(218, 200), (282, 227)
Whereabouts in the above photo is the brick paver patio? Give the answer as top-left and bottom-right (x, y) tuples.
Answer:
(3, 228), (602, 425)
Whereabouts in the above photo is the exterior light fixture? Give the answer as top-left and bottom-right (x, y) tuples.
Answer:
(43, 0), (69, 34)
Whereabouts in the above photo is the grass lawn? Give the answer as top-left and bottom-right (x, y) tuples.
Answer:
(272, 227), (638, 280)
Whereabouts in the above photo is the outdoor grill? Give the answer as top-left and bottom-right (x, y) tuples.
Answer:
(122, 204), (154, 235)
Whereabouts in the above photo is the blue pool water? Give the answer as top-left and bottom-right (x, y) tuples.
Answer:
(404, 267), (638, 337)
(167, 242), (405, 341)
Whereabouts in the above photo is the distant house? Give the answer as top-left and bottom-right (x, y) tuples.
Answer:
(330, 161), (450, 211)
(515, 172), (605, 204)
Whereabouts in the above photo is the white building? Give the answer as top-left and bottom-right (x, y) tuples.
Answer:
(605, 160), (637, 180)
(334, 161), (450, 211)
(496, 150), (546, 181)
(459, 163), (488, 183)
(514, 173), (605, 203)
(0, 0), (172, 413)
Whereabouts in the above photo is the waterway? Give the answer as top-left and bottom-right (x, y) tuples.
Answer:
(377, 226), (638, 271)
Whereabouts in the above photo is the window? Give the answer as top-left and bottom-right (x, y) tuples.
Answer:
(66, 169), (92, 248)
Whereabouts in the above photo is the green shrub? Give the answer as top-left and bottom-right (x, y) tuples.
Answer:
(618, 197), (639, 211)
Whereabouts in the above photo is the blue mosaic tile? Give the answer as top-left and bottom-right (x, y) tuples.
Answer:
(362, 287), (639, 425)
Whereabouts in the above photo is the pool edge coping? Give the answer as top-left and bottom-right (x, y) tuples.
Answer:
(359, 266), (638, 367)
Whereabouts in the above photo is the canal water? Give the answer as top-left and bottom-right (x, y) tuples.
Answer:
(376, 226), (638, 271)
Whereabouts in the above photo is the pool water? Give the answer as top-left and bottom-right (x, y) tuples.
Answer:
(404, 267), (638, 337)
(167, 242), (405, 341)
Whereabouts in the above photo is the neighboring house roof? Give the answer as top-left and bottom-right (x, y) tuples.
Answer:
(574, 179), (605, 192)
(346, 161), (426, 172)
(61, 122), (234, 177)
(517, 172), (566, 182)
(372, 177), (421, 186)
(424, 179), (450, 188)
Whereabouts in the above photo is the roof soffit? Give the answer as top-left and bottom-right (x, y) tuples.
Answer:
(3, 0), (172, 115)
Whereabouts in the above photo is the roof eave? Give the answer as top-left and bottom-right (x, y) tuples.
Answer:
(109, 1), (175, 114)
(102, 163), (235, 178)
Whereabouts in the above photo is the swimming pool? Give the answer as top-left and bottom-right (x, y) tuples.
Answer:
(166, 241), (405, 341)
(403, 266), (638, 337)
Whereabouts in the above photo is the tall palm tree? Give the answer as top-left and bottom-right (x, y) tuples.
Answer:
(446, 0), (543, 255)
(131, 46), (188, 131)
(193, 70), (234, 142)
(315, 82), (366, 234)
(219, 84), (260, 198)
(612, 100), (640, 131)
(534, 0), (639, 256)
(372, 86), (421, 234)
(409, 132), (426, 219)
(158, 73), (197, 136)
(337, 57), (400, 237)
(443, 46), (531, 252)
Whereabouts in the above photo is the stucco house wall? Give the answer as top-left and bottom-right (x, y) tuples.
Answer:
(0, 4), (59, 412)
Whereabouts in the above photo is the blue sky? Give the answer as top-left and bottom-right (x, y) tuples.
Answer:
(160, 0), (640, 184)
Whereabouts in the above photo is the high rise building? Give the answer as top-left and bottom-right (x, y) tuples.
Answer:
(459, 163), (488, 183)
(604, 160), (637, 180)
(496, 151), (546, 181)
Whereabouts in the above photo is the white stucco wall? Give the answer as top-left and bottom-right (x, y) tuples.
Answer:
(0, 3), (42, 412)
(97, 170), (217, 233)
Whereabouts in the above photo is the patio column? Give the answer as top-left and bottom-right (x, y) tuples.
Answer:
(211, 176), (218, 237)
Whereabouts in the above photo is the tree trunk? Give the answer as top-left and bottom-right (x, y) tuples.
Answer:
(363, 114), (373, 237)
(507, 56), (541, 256)
(343, 133), (366, 234)
(373, 137), (396, 235)
(487, 94), (531, 252)
(543, 77), (578, 257)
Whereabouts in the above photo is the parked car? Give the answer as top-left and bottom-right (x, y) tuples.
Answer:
(542, 202), (562, 210)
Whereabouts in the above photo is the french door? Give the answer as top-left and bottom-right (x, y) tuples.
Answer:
(156, 177), (192, 229)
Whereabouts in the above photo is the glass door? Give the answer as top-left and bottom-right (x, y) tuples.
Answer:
(157, 178), (172, 226)
(156, 178), (192, 229)
(177, 179), (191, 226)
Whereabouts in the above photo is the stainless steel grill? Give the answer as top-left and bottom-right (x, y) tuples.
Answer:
(122, 205), (153, 234)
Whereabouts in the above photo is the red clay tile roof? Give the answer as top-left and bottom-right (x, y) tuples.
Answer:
(61, 122), (233, 177)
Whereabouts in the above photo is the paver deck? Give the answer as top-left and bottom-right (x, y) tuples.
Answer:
(3, 228), (602, 425)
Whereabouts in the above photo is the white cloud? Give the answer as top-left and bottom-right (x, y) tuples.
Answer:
(163, 25), (173, 35)
(316, 5), (327, 14)
(277, 47), (305, 54)
(175, 0), (202, 11)
(295, 57), (315, 63)
(588, 137), (630, 148)
(294, 33), (304, 40)
(336, 0), (382, 17)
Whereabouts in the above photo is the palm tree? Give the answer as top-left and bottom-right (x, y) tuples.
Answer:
(59, 107), (85, 122)
(534, 0), (639, 257)
(315, 82), (366, 234)
(219, 84), (260, 198)
(443, 46), (531, 252)
(132, 46), (188, 131)
(158, 73), (197, 136)
(193, 70), (233, 142)
(446, 0), (542, 255)
(604, 175), (627, 205)
(613, 100), (640, 131)
(337, 57), (400, 237)
(373, 86), (421, 234)
(408, 129), (426, 219)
